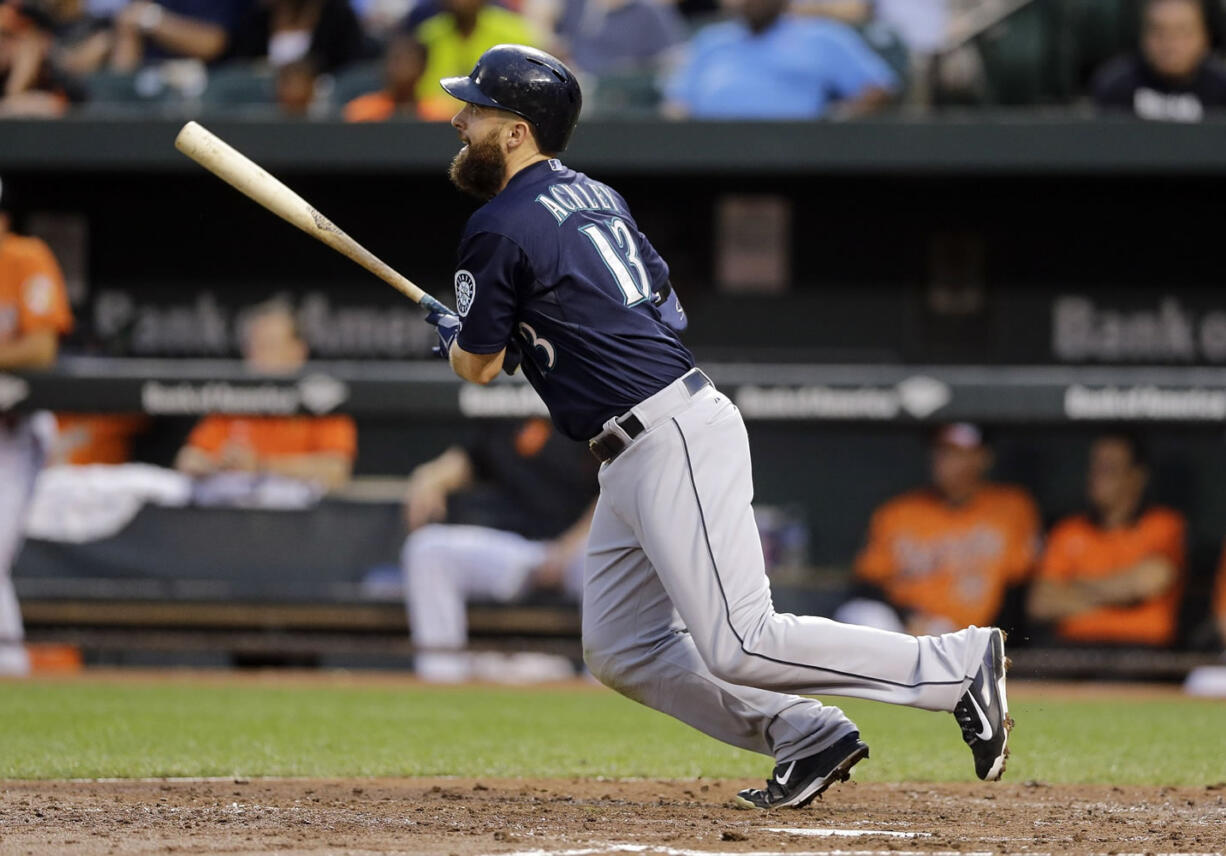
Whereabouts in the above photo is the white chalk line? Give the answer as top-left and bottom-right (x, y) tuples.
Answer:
(476, 848), (988, 856)
(766, 827), (929, 838)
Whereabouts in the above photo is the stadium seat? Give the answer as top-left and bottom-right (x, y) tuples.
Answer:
(587, 69), (663, 118)
(856, 20), (912, 95)
(201, 63), (277, 108)
(331, 62), (384, 107)
(1053, 0), (1143, 99)
(974, 0), (1062, 105)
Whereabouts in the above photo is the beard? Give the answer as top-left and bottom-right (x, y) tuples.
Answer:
(448, 128), (506, 200)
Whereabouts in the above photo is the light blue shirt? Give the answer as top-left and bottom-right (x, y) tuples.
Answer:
(665, 16), (898, 120)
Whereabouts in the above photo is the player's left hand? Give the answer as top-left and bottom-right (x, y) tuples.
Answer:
(425, 308), (461, 359)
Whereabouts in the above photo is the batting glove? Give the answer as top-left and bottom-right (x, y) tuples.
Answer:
(425, 308), (461, 359)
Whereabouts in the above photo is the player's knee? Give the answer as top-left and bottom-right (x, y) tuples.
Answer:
(581, 629), (625, 687)
(706, 648), (757, 686)
(403, 525), (450, 568)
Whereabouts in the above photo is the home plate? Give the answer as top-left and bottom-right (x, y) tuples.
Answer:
(767, 827), (930, 839)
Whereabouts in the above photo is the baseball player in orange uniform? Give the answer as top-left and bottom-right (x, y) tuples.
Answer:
(175, 302), (356, 492)
(841, 423), (1040, 636)
(1029, 433), (1185, 647)
(0, 177), (73, 675)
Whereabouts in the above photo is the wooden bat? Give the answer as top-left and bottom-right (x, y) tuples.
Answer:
(174, 120), (450, 315)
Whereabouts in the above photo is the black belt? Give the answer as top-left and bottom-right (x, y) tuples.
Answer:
(588, 370), (711, 464)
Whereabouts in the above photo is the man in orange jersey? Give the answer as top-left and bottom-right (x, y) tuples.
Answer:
(839, 423), (1040, 636)
(0, 176), (73, 675)
(175, 301), (355, 493)
(1029, 433), (1185, 647)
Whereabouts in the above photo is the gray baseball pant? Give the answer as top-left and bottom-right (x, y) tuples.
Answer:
(582, 373), (993, 765)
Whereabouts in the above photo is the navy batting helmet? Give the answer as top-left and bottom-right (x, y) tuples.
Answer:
(441, 44), (582, 154)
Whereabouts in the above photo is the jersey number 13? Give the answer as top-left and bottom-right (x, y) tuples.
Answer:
(580, 218), (652, 306)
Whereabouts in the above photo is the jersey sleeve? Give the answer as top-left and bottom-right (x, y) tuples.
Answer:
(309, 416), (357, 458)
(819, 25), (898, 100)
(17, 239), (73, 336)
(1036, 519), (1079, 581)
(185, 416), (229, 455)
(1140, 509), (1186, 569)
(454, 231), (531, 355)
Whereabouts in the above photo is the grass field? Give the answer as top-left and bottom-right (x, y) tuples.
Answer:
(2, 676), (1222, 785)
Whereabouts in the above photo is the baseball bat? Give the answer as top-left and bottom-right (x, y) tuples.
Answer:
(174, 120), (450, 315)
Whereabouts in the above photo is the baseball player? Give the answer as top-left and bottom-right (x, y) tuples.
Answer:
(424, 45), (1012, 807)
(0, 176), (73, 676)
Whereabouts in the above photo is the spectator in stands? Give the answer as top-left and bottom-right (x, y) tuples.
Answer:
(349, 0), (411, 38)
(274, 55), (315, 115)
(227, 0), (366, 74)
(0, 1), (85, 115)
(343, 30), (450, 120)
(838, 423), (1039, 636)
(175, 301), (355, 493)
(1093, 0), (1226, 122)
(109, 0), (251, 70)
(1029, 433), (1185, 648)
(0, 176), (74, 676)
(662, 0), (897, 119)
(412, 0), (539, 118)
(551, 0), (686, 76)
(401, 417), (597, 682)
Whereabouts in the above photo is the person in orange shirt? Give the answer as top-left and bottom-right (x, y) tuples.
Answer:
(343, 33), (452, 122)
(0, 176), (73, 675)
(1028, 433), (1185, 648)
(174, 301), (355, 492)
(839, 423), (1040, 636)
(53, 413), (151, 465)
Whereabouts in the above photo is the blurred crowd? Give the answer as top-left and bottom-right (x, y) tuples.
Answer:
(2, 0), (1226, 121)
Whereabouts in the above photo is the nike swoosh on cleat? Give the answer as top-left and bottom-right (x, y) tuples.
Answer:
(967, 692), (993, 741)
(775, 761), (796, 786)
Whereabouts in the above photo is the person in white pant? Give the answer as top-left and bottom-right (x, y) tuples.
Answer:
(423, 45), (1013, 809)
(401, 417), (597, 682)
(0, 177), (73, 676)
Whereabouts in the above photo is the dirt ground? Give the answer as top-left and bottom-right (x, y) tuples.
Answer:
(3, 777), (1225, 856)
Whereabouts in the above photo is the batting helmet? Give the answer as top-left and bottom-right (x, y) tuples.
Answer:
(441, 44), (582, 154)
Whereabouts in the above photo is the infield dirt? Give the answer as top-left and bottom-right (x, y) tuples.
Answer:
(3, 776), (1224, 856)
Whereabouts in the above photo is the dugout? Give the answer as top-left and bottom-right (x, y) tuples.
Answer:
(4, 116), (1225, 668)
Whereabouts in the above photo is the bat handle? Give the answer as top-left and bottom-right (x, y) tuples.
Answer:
(420, 294), (454, 316)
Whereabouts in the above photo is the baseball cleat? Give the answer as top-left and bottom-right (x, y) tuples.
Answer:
(955, 627), (1013, 781)
(734, 732), (869, 810)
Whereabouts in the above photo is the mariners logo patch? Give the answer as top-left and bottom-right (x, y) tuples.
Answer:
(454, 270), (476, 317)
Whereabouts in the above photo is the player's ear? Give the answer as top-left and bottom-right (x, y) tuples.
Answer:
(506, 118), (535, 153)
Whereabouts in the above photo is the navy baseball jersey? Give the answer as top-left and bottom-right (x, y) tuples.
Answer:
(454, 158), (694, 440)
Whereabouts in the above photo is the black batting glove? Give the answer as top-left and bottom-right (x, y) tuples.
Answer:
(425, 308), (461, 359)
